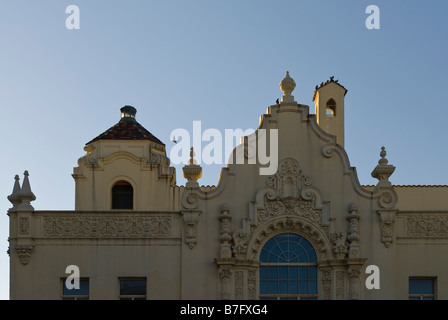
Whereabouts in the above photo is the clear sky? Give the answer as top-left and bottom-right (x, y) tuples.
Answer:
(1, 0), (447, 300)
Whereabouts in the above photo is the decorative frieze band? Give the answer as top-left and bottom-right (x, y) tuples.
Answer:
(406, 215), (448, 237)
(42, 215), (172, 238)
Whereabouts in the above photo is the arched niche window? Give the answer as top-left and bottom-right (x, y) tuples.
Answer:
(259, 233), (317, 300)
(326, 98), (336, 117)
(112, 181), (133, 210)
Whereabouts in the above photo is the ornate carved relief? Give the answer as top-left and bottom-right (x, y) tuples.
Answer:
(266, 158), (311, 198)
(378, 211), (396, 248)
(218, 267), (232, 300)
(16, 244), (34, 265)
(235, 271), (244, 300)
(43, 216), (171, 238)
(233, 230), (251, 259)
(219, 205), (232, 258)
(232, 159), (330, 260)
(19, 217), (29, 235)
(247, 270), (256, 300)
(335, 271), (345, 299)
(406, 216), (448, 237)
(346, 203), (361, 258)
(330, 232), (348, 259)
(182, 211), (201, 249)
(322, 271), (331, 300)
(347, 268), (361, 300)
(259, 198), (321, 223)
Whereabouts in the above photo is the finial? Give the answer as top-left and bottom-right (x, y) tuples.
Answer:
(371, 146), (395, 183)
(7, 174), (22, 207)
(120, 105), (137, 122)
(378, 146), (388, 165)
(19, 170), (36, 203)
(189, 147), (197, 165)
(183, 147), (202, 186)
(279, 71), (296, 96)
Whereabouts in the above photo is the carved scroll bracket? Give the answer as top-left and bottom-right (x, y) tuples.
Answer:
(378, 210), (397, 248)
(182, 210), (201, 249)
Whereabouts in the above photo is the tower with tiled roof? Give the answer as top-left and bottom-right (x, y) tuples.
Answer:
(72, 106), (176, 211)
(313, 77), (347, 147)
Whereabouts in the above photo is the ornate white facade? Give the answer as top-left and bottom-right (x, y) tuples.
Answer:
(7, 73), (448, 300)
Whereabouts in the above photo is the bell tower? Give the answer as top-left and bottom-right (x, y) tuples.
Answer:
(313, 77), (348, 147)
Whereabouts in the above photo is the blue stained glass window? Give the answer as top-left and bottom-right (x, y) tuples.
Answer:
(259, 233), (318, 300)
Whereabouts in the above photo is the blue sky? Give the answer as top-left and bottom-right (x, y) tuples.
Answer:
(1, 1), (447, 300)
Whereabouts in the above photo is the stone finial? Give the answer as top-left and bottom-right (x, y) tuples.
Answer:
(378, 146), (388, 165)
(19, 171), (36, 201)
(188, 147), (197, 165)
(17, 171), (36, 211)
(371, 146), (395, 183)
(7, 175), (22, 207)
(279, 71), (296, 97)
(183, 147), (202, 186)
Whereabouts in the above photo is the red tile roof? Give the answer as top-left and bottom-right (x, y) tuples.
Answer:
(86, 119), (164, 146)
(363, 185), (448, 188)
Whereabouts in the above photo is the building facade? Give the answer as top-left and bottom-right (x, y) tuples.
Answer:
(7, 72), (448, 300)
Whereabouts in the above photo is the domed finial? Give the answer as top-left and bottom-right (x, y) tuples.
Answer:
(378, 146), (388, 165)
(279, 71), (296, 96)
(120, 105), (137, 123)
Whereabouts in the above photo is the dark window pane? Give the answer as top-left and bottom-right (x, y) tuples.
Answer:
(299, 267), (308, 280)
(268, 281), (277, 294)
(309, 267), (317, 280)
(63, 279), (89, 296)
(279, 281), (288, 294)
(289, 281), (298, 294)
(260, 267), (268, 280)
(278, 267), (288, 280)
(309, 280), (317, 294)
(120, 279), (146, 295)
(260, 281), (268, 295)
(408, 297), (420, 300)
(260, 250), (269, 262)
(112, 182), (133, 209)
(268, 267), (278, 279)
(307, 250), (317, 263)
(289, 266), (298, 280)
(422, 297), (435, 300)
(299, 281), (308, 294)
(409, 279), (434, 295)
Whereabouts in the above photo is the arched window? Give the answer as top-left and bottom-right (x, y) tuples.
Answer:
(112, 181), (133, 210)
(259, 233), (317, 300)
(326, 98), (336, 117)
